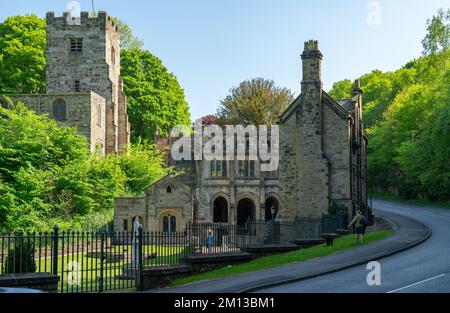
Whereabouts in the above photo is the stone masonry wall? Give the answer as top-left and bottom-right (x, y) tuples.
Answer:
(3, 93), (106, 153)
(144, 177), (193, 232)
(114, 197), (146, 232)
(322, 102), (352, 213)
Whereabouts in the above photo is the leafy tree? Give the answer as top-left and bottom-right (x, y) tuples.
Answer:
(217, 78), (293, 126)
(328, 79), (352, 100)
(199, 115), (217, 126)
(328, 10), (450, 202)
(0, 102), (168, 231)
(121, 48), (191, 142)
(422, 8), (450, 56)
(117, 140), (168, 195)
(0, 15), (46, 94)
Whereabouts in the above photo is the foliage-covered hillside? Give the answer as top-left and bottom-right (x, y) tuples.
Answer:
(329, 10), (450, 201)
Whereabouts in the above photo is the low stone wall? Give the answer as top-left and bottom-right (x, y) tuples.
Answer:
(0, 273), (59, 292)
(138, 253), (253, 291)
(183, 252), (253, 273)
(137, 264), (194, 290)
(242, 244), (301, 258)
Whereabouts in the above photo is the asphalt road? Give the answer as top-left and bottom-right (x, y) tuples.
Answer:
(258, 199), (450, 293)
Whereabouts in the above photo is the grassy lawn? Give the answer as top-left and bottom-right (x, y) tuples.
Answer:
(170, 230), (393, 286)
(370, 192), (450, 208)
(31, 244), (188, 292)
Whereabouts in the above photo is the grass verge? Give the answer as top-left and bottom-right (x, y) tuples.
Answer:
(370, 192), (450, 208)
(170, 229), (393, 287)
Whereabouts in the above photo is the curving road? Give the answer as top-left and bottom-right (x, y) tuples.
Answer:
(258, 199), (450, 293)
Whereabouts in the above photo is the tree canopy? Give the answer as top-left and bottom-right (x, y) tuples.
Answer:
(328, 12), (450, 201)
(217, 78), (293, 126)
(0, 100), (168, 232)
(121, 48), (191, 141)
(0, 15), (46, 94)
(422, 8), (450, 56)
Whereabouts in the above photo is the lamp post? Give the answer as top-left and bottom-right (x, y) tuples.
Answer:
(270, 205), (276, 223)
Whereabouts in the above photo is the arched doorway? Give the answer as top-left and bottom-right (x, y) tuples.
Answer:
(213, 196), (228, 223)
(265, 197), (279, 221)
(237, 198), (255, 226)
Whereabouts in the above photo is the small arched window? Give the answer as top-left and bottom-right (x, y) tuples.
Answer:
(52, 99), (67, 121)
(166, 186), (172, 193)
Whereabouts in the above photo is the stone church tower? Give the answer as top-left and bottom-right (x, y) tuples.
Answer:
(45, 11), (129, 154)
(1, 11), (130, 155)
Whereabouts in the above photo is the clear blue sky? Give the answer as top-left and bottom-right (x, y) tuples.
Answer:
(2, 0), (450, 120)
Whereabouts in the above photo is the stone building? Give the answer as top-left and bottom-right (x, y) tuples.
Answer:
(114, 148), (280, 233)
(0, 11), (130, 154)
(279, 40), (368, 221)
(114, 40), (368, 232)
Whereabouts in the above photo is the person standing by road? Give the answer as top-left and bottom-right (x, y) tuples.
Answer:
(348, 210), (366, 243)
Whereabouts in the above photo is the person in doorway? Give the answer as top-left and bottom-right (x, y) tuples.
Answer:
(348, 210), (366, 243)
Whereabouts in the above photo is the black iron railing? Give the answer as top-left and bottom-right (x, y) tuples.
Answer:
(186, 222), (247, 255)
(294, 216), (322, 240)
(246, 220), (296, 245)
(0, 227), (190, 293)
(1, 217), (335, 292)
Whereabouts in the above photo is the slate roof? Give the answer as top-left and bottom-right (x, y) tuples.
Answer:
(336, 99), (353, 111)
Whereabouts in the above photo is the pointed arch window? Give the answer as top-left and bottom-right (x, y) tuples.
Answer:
(162, 215), (176, 233)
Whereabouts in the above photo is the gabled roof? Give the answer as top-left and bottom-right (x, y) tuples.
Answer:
(278, 94), (301, 123)
(336, 99), (353, 111)
(279, 91), (352, 123)
(143, 174), (191, 194)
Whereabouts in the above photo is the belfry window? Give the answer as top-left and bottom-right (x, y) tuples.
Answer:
(74, 80), (80, 92)
(70, 38), (83, 52)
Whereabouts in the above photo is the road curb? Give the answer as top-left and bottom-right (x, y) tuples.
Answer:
(237, 213), (432, 293)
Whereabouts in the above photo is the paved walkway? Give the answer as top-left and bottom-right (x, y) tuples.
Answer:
(146, 209), (431, 293)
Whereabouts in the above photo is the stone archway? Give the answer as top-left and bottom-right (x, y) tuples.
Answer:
(265, 197), (279, 221)
(237, 198), (255, 226)
(213, 196), (228, 223)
